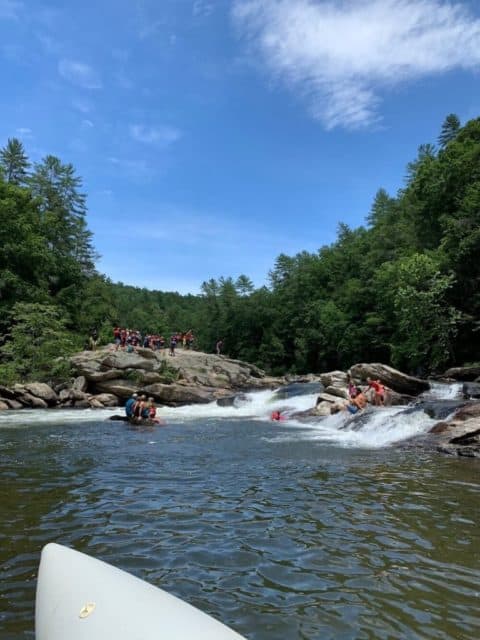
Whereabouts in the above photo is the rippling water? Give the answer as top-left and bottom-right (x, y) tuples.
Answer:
(1, 408), (479, 639)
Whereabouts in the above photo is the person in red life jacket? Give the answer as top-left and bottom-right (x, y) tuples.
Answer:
(367, 377), (385, 406)
(148, 398), (166, 425)
(271, 410), (286, 421)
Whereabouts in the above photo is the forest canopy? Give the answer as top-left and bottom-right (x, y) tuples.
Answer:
(1, 114), (479, 383)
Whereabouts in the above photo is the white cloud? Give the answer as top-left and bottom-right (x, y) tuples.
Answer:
(16, 126), (32, 137)
(232, 0), (480, 130)
(130, 124), (182, 145)
(0, 0), (22, 20)
(58, 59), (102, 89)
(81, 119), (94, 128)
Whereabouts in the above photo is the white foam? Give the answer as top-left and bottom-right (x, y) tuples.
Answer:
(423, 382), (462, 400)
(0, 388), (439, 448)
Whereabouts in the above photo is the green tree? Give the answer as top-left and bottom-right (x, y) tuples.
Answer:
(380, 255), (461, 372)
(438, 113), (461, 148)
(0, 138), (30, 184)
(0, 302), (74, 383)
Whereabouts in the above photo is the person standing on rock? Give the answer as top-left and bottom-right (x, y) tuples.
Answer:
(367, 377), (386, 406)
(216, 339), (223, 355)
(169, 334), (177, 356)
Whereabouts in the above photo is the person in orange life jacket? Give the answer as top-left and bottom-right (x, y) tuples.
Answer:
(344, 390), (368, 415)
(367, 377), (385, 406)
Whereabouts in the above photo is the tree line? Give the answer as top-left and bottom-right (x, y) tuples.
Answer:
(0, 113), (478, 383)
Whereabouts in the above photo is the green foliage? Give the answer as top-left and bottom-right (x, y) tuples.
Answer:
(0, 302), (74, 383)
(0, 138), (29, 184)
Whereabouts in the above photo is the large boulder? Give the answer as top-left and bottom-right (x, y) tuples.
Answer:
(0, 400), (9, 411)
(24, 382), (58, 406)
(19, 393), (48, 409)
(142, 383), (213, 406)
(348, 363), (429, 395)
(92, 393), (119, 407)
(101, 352), (156, 372)
(93, 379), (138, 399)
(430, 401), (480, 457)
(319, 371), (348, 388)
(444, 365), (480, 381)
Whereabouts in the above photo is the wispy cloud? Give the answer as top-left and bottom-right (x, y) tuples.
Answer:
(72, 97), (93, 114)
(16, 126), (32, 137)
(232, 0), (480, 130)
(0, 0), (22, 20)
(58, 59), (102, 89)
(130, 124), (182, 145)
(193, 1), (214, 18)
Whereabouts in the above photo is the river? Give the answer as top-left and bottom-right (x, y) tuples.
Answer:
(0, 387), (479, 639)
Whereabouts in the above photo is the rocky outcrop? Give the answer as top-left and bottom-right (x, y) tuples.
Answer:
(443, 365), (480, 381)
(68, 347), (283, 407)
(430, 402), (480, 457)
(348, 363), (430, 395)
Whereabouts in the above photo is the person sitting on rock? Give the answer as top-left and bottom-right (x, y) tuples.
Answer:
(125, 392), (138, 419)
(344, 390), (368, 415)
(133, 395), (147, 419)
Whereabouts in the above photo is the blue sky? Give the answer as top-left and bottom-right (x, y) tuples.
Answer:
(1, 0), (479, 293)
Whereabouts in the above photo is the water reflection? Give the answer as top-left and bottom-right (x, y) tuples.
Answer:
(0, 418), (479, 639)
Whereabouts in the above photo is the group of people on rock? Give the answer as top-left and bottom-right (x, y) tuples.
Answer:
(125, 392), (163, 424)
(330, 376), (388, 415)
(112, 327), (195, 354)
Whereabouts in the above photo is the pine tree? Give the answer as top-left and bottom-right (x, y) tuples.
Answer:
(439, 114), (461, 148)
(0, 138), (30, 184)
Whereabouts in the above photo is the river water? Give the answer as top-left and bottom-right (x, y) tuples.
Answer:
(0, 387), (479, 639)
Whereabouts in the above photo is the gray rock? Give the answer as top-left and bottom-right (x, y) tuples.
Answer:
(324, 385), (349, 400)
(319, 371), (348, 388)
(462, 382), (480, 399)
(3, 398), (24, 410)
(348, 363), (429, 395)
(0, 400), (9, 411)
(93, 380), (138, 399)
(24, 382), (58, 406)
(444, 365), (480, 381)
(92, 393), (119, 407)
(18, 393), (48, 409)
(142, 383), (213, 406)
(0, 385), (16, 400)
(72, 376), (88, 392)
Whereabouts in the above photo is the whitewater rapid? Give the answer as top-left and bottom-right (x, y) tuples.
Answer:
(0, 382), (463, 449)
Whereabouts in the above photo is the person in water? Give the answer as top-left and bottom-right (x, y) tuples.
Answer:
(125, 392), (138, 419)
(367, 377), (386, 406)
